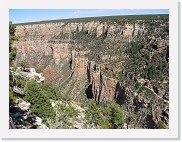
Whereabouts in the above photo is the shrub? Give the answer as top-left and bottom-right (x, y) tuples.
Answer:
(9, 89), (17, 103)
(57, 103), (78, 118)
(35, 68), (43, 73)
(20, 61), (28, 70)
(125, 41), (144, 56)
(85, 101), (105, 128)
(156, 121), (166, 129)
(48, 103), (79, 128)
(9, 22), (17, 64)
(102, 103), (125, 129)
(24, 81), (56, 122)
(40, 83), (59, 100)
(135, 82), (141, 90)
(9, 48), (17, 62)
(60, 94), (72, 102)
(85, 101), (112, 129)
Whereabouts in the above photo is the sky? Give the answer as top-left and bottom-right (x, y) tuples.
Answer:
(9, 9), (169, 24)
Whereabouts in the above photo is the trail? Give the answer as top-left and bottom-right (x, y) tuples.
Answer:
(145, 86), (168, 103)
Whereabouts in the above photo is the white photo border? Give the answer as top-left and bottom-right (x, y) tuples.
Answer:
(0, 0), (179, 139)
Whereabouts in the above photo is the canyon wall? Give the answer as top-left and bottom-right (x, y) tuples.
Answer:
(13, 16), (169, 128)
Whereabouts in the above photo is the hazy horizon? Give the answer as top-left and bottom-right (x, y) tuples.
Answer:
(9, 9), (169, 24)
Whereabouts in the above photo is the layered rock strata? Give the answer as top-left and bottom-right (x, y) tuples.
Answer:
(13, 16), (169, 128)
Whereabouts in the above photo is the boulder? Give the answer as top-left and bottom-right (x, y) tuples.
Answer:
(18, 101), (31, 111)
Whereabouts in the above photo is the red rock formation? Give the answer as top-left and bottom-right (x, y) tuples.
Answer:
(72, 58), (89, 80)
(91, 68), (119, 103)
(100, 76), (118, 103)
(52, 43), (69, 60)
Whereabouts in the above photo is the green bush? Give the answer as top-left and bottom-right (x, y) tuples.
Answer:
(156, 121), (166, 129)
(135, 82), (141, 90)
(9, 48), (17, 62)
(13, 75), (26, 89)
(47, 103), (79, 128)
(85, 101), (112, 129)
(9, 71), (14, 88)
(24, 81), (56, 122)
(20, 61), (28, 70)
(85, 101), (103, 128)
(60, 94), (72, 102)
(125, 41), (144, 56)
(40, 83), (59, 100)
(20, 80), (26, 88)
(9, 90), (17, 103)
(35, 68), (43, 73)
(9, 22), (17, 64)
(57, 103), (78, 118)
(102, 103), (125, 129)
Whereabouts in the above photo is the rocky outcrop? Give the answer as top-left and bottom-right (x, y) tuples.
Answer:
(72, 58), (89, 80)
(17, 101), (31, 111)
(91, 69), (118, 103)
(15, 67), (45, 83)
(10, 99), (48, 129)
(52, 43), (70, 61)
(100, 76), (118, 103)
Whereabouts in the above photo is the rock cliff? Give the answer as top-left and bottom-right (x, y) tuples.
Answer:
(13, 15), (169, 128)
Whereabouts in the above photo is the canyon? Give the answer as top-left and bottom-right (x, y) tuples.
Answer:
(12, 15), (169, 128)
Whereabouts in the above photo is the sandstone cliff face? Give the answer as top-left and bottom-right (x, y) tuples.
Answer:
(14, 21), (148, 64)
(92, 69), (118, 103)
(72, 57), (89, 80)
(13, 16), (169, 128)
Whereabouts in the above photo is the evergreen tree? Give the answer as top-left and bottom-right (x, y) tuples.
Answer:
(9, 21), (17, 64)
(20, 61), (28, 70)
(85, 101), (112, 128)
(24, 81), (56, 122)
(102, 103), (125, 129)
